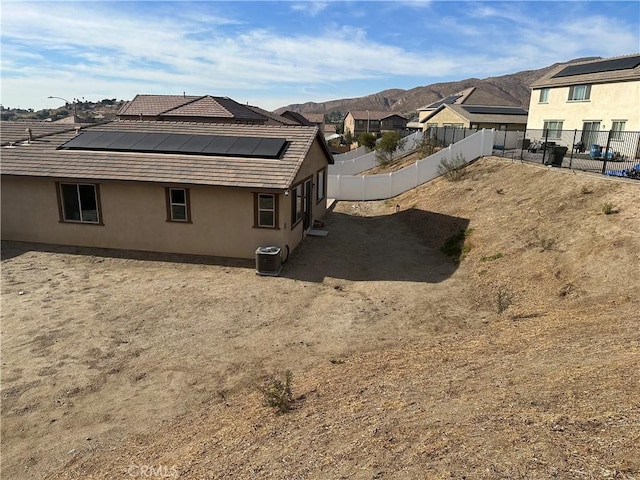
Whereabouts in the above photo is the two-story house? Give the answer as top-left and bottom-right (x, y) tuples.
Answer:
(527, 54), (640, 154)
(343, 111), (407, 138)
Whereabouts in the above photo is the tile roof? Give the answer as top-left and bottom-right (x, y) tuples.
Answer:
(418, 87), (518, 111)
(0, 121), (94, 145)
(117, 95), (266, 122)
(246, 106), (300, 125)
(281, 111), (315, 126)
(1, 121), (333, 190)
(346, 111), (407, 121)
(531, 53), (640, 89)
(420, 104), (528, 125)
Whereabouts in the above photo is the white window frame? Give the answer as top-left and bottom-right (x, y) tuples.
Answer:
(611, 120), (626, 141)
(568, 85), (591, 102)
(316, 168), (326, 203)
(543, 120), (564, 139)
(256, 193), (277, 228)
(538, 88), (550, 103)
(168, 187), (190, 222)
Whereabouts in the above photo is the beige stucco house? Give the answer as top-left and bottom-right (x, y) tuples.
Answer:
(418, 87), (528, 131)
(343, 111), (407, 138)
(526, 54), (640, 141)
(1, 120), (333, 260)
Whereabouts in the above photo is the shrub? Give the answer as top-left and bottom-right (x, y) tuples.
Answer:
(441, 228), (473, 264)
(580, 185), (593, 195)
(437, 154), (467, 181)
(374, 131), (406, 165)
(601, 202), (617, 215)
(357, 132), (376, 151)
(259, 370), (294, 414)
(496, 289), (512, 314)
(480, 252), (504, 262)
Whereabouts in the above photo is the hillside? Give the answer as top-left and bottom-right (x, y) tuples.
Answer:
(3, 158), (636, 479)
(275, 57), (600, 118)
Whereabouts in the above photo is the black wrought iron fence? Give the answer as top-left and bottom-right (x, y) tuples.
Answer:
(492, 128), (640, 180)
(424, 126), (480, 148)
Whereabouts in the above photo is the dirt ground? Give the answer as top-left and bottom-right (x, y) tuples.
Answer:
(1, 157), (639, 479)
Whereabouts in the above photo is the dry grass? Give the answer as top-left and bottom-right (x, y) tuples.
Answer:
(2, 157), (639, 479)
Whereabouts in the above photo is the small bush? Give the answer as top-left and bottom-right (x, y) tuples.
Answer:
(530, 232), (555, 252)
(259, 370), (294, 414)
(580, 185), (593, 195)
(441, 228), (473, 263)
(601, 202), (617, 215)
(496, 289), (512, 314)
(437, 154), (467, 181)
(480, 252), (504, 262)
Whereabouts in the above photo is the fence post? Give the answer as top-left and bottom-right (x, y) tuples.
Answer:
(541, 129), (549, 164)
(570, 129), (577, 169)
(601, 129), (614, 174)
(502, 129), (508, 157)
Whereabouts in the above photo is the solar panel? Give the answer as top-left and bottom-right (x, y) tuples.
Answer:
(227, 137), (262, 156)
(254, 138), (287, 158)
(128, 133), (168, 151)
(201, 136), (239, 155)
(552, 56), (640, 78)
(462, 106), (528, 115)
(153, 134), (191, 152)
(59, 131), (288, 159)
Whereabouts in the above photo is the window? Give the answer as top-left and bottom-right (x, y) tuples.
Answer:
(254, 193), (278, 228)
(568, 84), (591, 101)
(291, 183), (303, 226)
(443, 123), (464, 128)
(165, 187), (191, 222)
(611, 120), (626, 141)
(543, 120), (563, 139)
(538, 88), (550, 103)
(316, 168), (326, 202)
(58, 183), (101, 224)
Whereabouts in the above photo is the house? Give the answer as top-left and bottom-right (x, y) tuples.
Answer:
(343, 111), (408, 137)
(526, 54), (640, 151)
(117, 94), (268, 124)
(418, 87), (528, 131)
(1, 120), (334, 260)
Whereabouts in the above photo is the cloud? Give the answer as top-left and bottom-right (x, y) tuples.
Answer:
(291, 1), (329, 16)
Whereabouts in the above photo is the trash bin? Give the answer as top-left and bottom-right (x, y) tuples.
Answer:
(590, 144), (602, 158)
(544, 146), (568, 166)
(255, 246), (282, 276)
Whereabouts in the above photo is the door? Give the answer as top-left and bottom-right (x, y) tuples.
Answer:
(581, 121), (600, 149)
(303, 179), (312, 230)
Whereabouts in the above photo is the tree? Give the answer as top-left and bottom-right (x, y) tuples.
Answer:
(344, 128), (353, 146)
(375, 131), (406, 165)
(416, 130), (438, 158)
(357, 132), (376, 151)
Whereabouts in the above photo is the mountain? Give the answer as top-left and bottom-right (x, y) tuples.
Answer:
(274, 58), (600, 119)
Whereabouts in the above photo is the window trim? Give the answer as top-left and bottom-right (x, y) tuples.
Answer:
(538, 88), (550, 103)
(543, 120), (564, 139)
(316, 167), (327, 204)
(291, 182), (304, 228)
(567, 84), (591, 102)
(611, 120), (626, 141)
(253, 192), (279, 229)
(165, 187), (192, 223)
(56, 182), (103, 225)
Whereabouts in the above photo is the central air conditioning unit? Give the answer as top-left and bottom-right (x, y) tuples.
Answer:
(255, 246), (282, 276)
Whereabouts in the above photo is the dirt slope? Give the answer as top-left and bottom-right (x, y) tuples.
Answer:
(2, 157), (639, 479)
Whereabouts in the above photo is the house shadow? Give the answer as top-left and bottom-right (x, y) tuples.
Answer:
(282, 207), (470, 283)
(0, 240), (254, 269)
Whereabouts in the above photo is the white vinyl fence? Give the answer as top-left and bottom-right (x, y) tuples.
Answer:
(327, 129), (494, 201)
(329, 130), (424, 176)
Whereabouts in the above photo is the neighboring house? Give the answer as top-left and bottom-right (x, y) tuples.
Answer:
(117, 94), (268, 124)
(417, 87), (527, 131)
(246, 105), (300, 126)
(1, 120), (333, 260)
(526, 54), (640, 149)
(343, 111), (407, 137)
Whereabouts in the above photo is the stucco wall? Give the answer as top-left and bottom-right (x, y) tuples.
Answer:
(421, 108), (468, 129)
(527, 80), (640, 131)
(1, 177), (291, 259)
(1, 138), (331, 260)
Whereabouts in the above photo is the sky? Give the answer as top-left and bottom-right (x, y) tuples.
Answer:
(1, 0), (639, 112)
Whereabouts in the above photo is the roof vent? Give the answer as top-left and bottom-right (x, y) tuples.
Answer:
(75, 126), (81, 135)
(25, 128), (33, 143)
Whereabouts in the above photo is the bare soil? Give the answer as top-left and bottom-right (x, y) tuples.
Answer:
(2, 157), (639, 479)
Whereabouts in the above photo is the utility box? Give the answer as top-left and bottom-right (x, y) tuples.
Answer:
(255, 246), (282, 276)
